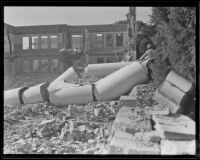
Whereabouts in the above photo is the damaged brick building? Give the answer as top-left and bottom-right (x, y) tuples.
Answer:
(4, 23), (129, 83)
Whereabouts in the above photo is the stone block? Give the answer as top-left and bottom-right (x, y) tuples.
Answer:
(109, 131), (160, 154)
(161, 140), (196, 155)
(93, 107), (103, 117)
(119, 96), (137, 107)
(153, 114), (195, 140)
(110, 107), (152, 139)
(153, 90), (181, 113)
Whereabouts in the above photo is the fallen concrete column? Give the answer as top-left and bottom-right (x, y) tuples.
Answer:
(4, 61), (149, 105)
(22, 82), (47, 104)
(4, 87), (26, 105)
(85, 62), (132, 77)
(52, 62), (132, 84)
(51, 67), (79, 84)
(49, 85), (94, 105)
(94, 61), (149, 101)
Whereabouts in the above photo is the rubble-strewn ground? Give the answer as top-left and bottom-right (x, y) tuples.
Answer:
(4, 75), (163, 154)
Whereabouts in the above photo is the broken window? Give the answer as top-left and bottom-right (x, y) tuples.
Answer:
(23, 37), (29, 50)
(40, 59), (49, 72)
(116, 33), (123, 47)
(50, 35), (58, 48)
(96, 33), (104, 48)
(106, 33), (113, 47)
(50, 59), (59, 72)
(31, 36), (39, 49)
(97, 57), (104, 63)
(72, 34), (83, 49)
(23, 59), (31, 73)
(32, 59), (40, 72)
(41, 36), (48, 49)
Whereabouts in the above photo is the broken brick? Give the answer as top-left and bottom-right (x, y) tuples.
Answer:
(119, 96), (137, 107)
(93, 107), (103, 117)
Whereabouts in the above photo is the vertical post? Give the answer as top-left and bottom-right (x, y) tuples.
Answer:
(129, 7), (137, 61)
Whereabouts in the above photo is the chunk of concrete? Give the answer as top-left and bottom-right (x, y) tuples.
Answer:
(110, 107), (152, 139)
(153, 114), (195, 140)
(165, 71), (194, 95)
(109, 130), (160, 154)
(161, 140), (196, 155)
(153, 90), (180, 113)
(119, 96), (137, 107)
(93, 107), (103, 117)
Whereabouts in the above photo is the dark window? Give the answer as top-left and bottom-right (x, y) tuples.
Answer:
(23, 60), (31, 73)
(32, 36), (39, 49)
(116, 33), (123, 47)
(41, 36), (48, 49)
(23, 37), (29, 50)
(106, 33), (113, 47)
(96, 33), (104, 48)
(118, 57), (123, 62)
(97, 58), (104, 63)
(32, 59), (40, 72)
(41, 59), (49, 72)
(50, 35), (58, 48)
(50, 59), (59, 72)
(106, 57), (114, 63)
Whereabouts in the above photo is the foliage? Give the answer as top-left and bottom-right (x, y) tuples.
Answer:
(150, 7), (196, 87)
(114, 19), (127, 24)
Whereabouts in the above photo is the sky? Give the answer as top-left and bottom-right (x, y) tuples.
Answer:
(4, 7), (152, 26)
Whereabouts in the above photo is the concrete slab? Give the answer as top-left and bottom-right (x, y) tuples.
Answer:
(110, 107), (152, 139)
(109, 130), (160, 154)
(153, 114), (195, 140)
(119, 96), (137, 107)
(161, 140), (196, 155)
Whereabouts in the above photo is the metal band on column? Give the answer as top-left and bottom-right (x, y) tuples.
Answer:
(18, 87), (29, 104)
(91, 83), (97, 102)
(40, 82), (50, 103)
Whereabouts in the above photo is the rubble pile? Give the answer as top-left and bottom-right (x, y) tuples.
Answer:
(4, 100), (121, 154)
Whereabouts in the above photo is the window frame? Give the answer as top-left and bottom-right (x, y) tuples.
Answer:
(96, 33), (104, 48)
(50, 35), (58, 49)
(41, 35), (48, 49)
(50, 58), (59, 72)
(106, 33), (114, 47)
(22, 36), (30, 50)
(31, 36), (39, 49)
(72, 34), (83, 49)
(116, 33), (123, 47)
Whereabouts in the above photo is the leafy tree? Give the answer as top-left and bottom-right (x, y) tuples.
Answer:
(149, 7), (196, 87)
(114, 19), (127, 24)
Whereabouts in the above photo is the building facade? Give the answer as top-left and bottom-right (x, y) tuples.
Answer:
(4, 23), (129, 77)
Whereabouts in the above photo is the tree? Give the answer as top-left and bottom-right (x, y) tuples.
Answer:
(149, 7), (196, 87)
(114, 20), (127, 24)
